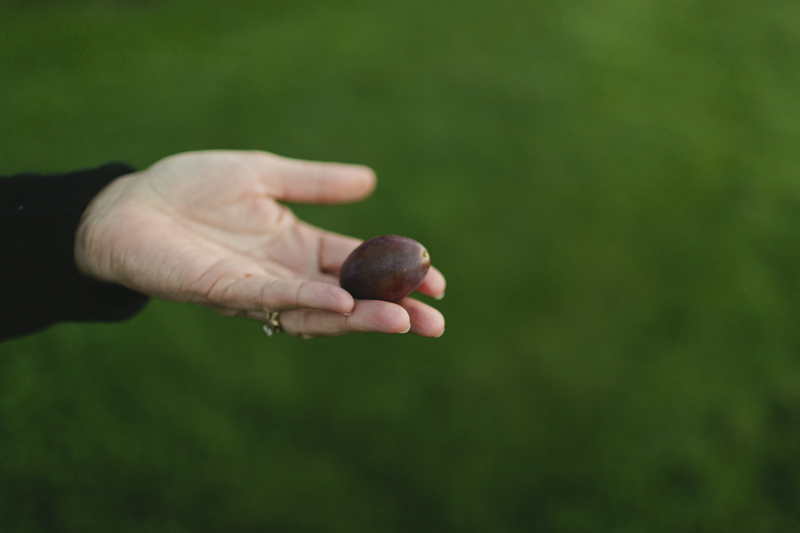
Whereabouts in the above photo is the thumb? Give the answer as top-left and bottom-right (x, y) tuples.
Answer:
(254, 152), (376, 204)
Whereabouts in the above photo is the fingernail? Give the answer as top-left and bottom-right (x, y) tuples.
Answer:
(435, 327), (445, 338)
(401, 323), (411, 334)
(435, 292), (445, 300)
(343, 312), (352, 316)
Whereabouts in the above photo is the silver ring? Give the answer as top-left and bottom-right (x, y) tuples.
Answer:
(262, 310), (282, 336)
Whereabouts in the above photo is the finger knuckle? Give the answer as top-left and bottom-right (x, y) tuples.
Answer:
(295, 280), (311, 307)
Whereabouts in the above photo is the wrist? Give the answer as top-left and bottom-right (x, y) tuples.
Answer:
(74, 173), (137, 284)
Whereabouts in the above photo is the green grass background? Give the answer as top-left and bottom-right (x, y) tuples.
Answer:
(2, 0), (800, 531)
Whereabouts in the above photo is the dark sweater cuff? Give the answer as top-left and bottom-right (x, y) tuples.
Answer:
(1, 163), (149, 341)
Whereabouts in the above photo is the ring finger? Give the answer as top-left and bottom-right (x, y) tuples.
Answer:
(278, 300), (411, 338)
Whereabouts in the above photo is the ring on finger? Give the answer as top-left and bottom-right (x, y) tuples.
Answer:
(262, 310), (282, 336)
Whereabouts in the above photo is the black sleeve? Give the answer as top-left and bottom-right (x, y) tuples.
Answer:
(1, 163), (149, 342)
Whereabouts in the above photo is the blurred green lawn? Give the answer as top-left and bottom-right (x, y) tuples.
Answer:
(2, 0), (800, 531)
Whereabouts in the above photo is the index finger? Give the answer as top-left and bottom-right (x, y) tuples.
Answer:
(415, 267), (446, 299)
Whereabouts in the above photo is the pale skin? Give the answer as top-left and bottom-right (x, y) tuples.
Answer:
(74, 150), (446, 338)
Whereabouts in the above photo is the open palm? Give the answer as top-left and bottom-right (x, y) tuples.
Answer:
(75, 151), (445, 338)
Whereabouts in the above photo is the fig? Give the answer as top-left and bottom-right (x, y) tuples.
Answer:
(339, 235), (431, 302)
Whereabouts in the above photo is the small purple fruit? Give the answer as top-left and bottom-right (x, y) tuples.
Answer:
(339, 235), (431, 302)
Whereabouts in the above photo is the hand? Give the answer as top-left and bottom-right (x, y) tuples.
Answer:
(75, 150), (446, 338)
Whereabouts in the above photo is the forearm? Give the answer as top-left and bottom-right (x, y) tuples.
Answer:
(0, 163), (149, 341)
